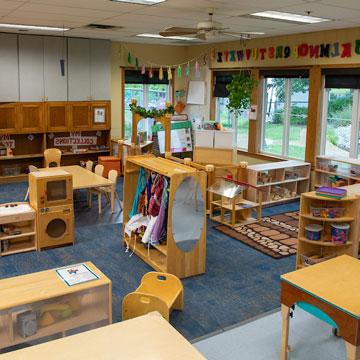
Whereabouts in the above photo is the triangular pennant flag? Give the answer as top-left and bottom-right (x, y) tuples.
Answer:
(127, 52), (132, 64)
(186, 62), (191, 77)
(135, 58), (139, 69)
(159, 66), (164, 80)
(167, 67), (173, 81)
(141, 64), (146, 75)
(176, 65), (182, 78)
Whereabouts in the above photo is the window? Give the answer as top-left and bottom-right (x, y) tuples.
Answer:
(213, 71), (250, 150)
(214, 97), (249, 150)
(321, 70), (360, 159)
(261, 76), (309, 159)
(123, 70), (171, 139)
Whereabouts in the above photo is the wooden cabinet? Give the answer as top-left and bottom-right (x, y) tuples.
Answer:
(44, 36), (67, 101)
(90, 39), (111, 100)
(0, 104), (18, 134)
(70, 102), (91, 130)
(68, 38), (91, 101)
(0, 34), (19, 102)
(18, 103), (44, 133)
(91, 102), (111, 130)
(19, 35), (44, 102)
(46, 102), (69, 132)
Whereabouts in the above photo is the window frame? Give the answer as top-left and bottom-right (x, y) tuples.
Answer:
(320, 87), (360, 158)
(260, 77), (309, 160)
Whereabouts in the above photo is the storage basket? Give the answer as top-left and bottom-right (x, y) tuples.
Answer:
(300, 253), (334, 267)
(310, 206), (345, 218)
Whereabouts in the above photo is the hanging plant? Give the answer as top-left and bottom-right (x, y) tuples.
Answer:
(226, 73), (258, 115)
(129, 99), (174, 118)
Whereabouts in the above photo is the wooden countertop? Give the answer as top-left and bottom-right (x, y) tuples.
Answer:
(0, 313), (205, 360)
(0, 262), (110, 310)
(281, 255), (360, 319)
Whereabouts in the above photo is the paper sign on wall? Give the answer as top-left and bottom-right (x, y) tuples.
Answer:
(249, 105), (258, 120)
(187, 81), (206, 105)
(54, 136), (97, 146)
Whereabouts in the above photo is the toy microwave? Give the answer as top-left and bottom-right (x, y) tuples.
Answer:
(29, 170), (73, 209)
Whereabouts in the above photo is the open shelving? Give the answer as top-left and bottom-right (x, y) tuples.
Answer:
(0, 202), (37, 256)
(123, 155), (207, 278)
(295, 191), (360, 270)
(315, 155), (360, 188)
(246, 160), (311, 206)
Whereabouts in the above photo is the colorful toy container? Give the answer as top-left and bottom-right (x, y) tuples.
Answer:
(305, 224), (323, 241)
(331, 223), (350, 244)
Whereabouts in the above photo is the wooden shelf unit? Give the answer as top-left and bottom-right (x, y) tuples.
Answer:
(315, 155), (360, 188)
(295, 192), (360, 270)
(123, 155), (207, 278)
(246, 160), (311, 206)
(0, 202), (37, 256)
(0, 262), (112, 350)
(0, 101), (111, 183)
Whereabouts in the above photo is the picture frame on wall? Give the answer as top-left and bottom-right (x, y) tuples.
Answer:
(94, 108), (106, 124)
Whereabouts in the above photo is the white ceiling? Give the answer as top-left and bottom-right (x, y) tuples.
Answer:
(0, 0), (360, 44)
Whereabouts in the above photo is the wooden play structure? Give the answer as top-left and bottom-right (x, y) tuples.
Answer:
(123, 155), (207, 278)
(122, 272), (183, 321)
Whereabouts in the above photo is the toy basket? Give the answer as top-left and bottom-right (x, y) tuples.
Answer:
(310, 206), (345, 218)
(300, 253), (334, 267)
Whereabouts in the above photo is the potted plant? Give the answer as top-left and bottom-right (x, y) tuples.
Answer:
(226, 72), (258, 115)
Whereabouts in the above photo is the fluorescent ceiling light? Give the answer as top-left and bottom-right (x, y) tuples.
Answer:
(111, 0), (166, 4)
(241, 31), (265, 35)
(0, 23), (70, 31)
(250, 11), (330, 24)
(136, 33), (197, 41)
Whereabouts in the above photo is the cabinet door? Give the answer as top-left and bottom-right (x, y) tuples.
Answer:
(70, 103), (91, 130)
(19, 103), (45, 133)
(91, 102), (111, 130)
(44, 37), (67, 101)
(46, 102), (69, 132)
(19, 36), (44, 102)
(0, 104), (18, 134)
(90, 40), (111, 100)
(0, 34), (19, 102)
(68, 38), (91, 101)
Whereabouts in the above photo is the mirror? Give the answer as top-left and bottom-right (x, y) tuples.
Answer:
(172, 176), (204, 252)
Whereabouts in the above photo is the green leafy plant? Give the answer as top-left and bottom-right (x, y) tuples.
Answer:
(129, 101), (174, 118)
(226, 73), (258, 114)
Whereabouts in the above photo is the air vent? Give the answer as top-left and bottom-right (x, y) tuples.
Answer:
(86, 24), (124, 30)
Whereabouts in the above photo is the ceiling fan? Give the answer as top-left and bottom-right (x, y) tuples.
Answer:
(159, 11), (260, 40)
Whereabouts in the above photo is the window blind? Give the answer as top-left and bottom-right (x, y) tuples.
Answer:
(260, 69), (309, 78)
(323, 69), (360, 89)
(125, 69), (169, 85)
(213, 71), (249, 98)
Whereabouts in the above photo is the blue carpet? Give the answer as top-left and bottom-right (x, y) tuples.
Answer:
(0, 180), (298, 341)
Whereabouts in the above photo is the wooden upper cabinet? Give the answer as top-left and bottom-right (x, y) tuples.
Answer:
(0, 104), (18, 134)
(0, 34), (19, 102)
(46, 102), (69, 132)
(90, 40), (111, 101)
(19, 36), (45, 102)
(44, 37), (68, 101)
(70, 103), (91, 130)
(91, 102), (111, 130)
(18, 103), (45, 133)
(68, 38), (91, 101)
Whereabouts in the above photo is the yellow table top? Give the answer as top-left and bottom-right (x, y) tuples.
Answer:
(281, 255), (360, 319)
(40, 165), (113, 190)
(0, 313), (205, 360)
(0, 262), (110, 311)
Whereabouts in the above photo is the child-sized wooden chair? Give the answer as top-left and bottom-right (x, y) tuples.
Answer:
(44, 148), (61, 167)
(122, 272), (184, 322)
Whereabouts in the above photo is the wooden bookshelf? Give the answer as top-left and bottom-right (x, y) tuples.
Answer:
(295, 191), (360, 270)
(123, 155), (207, 278)
(0, 101), (111, 183)
(247, 160), (311, 206)
(0, 202), (37, 256)
(315, 155), (360, 188)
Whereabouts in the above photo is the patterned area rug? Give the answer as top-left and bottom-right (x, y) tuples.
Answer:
(214, 211), (299, 259)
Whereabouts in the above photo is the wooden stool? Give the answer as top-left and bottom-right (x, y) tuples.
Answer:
(122, 272), (184, 322)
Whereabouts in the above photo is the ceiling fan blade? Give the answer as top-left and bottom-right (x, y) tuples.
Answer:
(195, 33), (207, 40)
(159, 27), (199, 37)
(220, 31), (250, 39)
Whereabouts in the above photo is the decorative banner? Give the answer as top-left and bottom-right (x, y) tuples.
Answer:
(186, 62), (191, 77)
(216, 40), (360, 63)
(127, 52), (132, 64)
(176, 65), (182, 78)
(54, 136), (97, 147)
(167, 66), (173, 81)
(149, 67), (153, 78)
(135, 57), (139, 69)
(141, 64), (146, 75)
(0, 139), (15, 149)
(159, 66), (164, 80)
